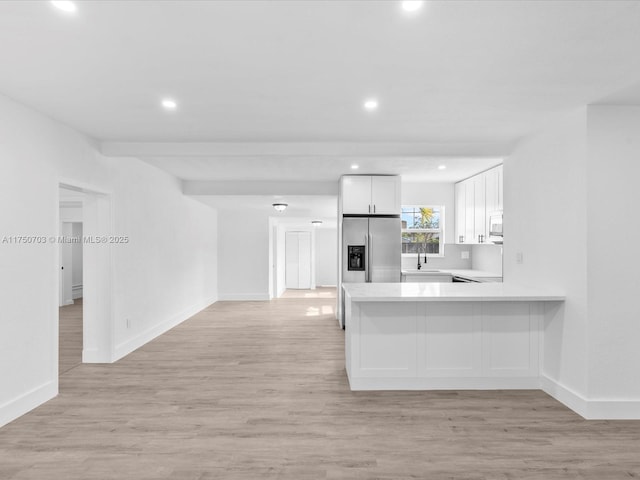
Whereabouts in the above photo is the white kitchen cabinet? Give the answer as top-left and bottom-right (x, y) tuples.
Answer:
(285, 231), (311, 289)
(485, 165), (502, 233)
(341, 175), (400, 215)
(455, 165), (502, 244)
(464, 178), (475, 243)
(454, 182), (466, 244)
(473, 173), (486, 243)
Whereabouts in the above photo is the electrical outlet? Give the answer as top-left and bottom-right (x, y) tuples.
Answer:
(461, 251), (470, 259)
(516, 252), (524, 264)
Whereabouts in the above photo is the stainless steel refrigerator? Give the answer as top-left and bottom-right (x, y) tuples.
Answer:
(342, 216), (401, 284)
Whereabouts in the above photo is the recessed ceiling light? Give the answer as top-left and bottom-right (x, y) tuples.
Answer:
(311, 220), (323, 227)
(401, 1), (424, 13)
(363, 99), (379, 112)
(351, 164), (359, 170)
(161, 98), (178, 111)
(51, 1), (77, 13)
(438, 165), (446, 170)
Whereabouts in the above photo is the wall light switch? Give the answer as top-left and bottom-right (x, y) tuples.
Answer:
(461, 251), (470, 259)
(516, 252), (524, 264)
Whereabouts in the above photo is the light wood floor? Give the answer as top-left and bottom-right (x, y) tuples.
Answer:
(59, 298), (83, 375)
(2, 291), (640, 479)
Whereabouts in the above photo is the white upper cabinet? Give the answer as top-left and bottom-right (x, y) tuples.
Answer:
(341, 176), (372, 214)
(341, 175), (400, 215)
(473, 173), (486, 242)
(455, 165), (503, 244)
(454, 182), (466, 244)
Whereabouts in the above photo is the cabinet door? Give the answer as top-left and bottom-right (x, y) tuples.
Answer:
(497, 164), (504, 211)
(342, 176), (372, 214)
(464, 179), (475, 244)
(371, 176), (400, 215)
(473, 173), (486, 242)
(455, 182), (466, 244)
(485, 167), (498, 234)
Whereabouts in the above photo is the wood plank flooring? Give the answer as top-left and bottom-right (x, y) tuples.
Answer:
(2, 289), (640, 479)
(59, 298), (83, 375)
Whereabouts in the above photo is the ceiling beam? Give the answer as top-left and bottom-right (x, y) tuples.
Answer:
(183, 181), (338, 196)
(100, 141), (515, 158)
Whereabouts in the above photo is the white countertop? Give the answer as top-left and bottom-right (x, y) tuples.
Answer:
(342, 282), (565, 302)
(401, 268), (502, 281)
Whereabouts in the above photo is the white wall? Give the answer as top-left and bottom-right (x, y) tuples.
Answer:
(0, 93), (218, 428)
(504, 109), (590, 407)
(586, 105), (640, 401)
(315, 227), (337, 286)
(71, 222), (83, 298)
(217, 209), (270, 300)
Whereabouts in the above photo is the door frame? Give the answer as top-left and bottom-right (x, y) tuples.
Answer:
(57, 180), (114, 366)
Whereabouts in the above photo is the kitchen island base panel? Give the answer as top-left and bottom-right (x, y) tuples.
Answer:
(345, 300), (544, 390)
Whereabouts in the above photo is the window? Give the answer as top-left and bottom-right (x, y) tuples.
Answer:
(401, 206), (444, 256)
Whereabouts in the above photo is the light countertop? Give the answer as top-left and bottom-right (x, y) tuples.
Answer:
(342, 282), (565, 302)
(401, 268), (502, 281)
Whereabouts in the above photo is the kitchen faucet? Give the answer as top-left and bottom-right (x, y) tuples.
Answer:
(417, 245), (428, 270)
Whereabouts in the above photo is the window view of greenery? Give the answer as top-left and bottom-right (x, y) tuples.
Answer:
(401, 206), (443, 255)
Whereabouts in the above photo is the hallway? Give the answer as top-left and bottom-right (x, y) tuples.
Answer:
(1, 293), (640, 479)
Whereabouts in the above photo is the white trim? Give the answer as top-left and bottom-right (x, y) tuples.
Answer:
(347, 375), (540, 391)
(539, 375), (588, 418)
(72, 284), (83, 300)
(218, 293), (270, 301)
(113, 295), (218, 362)
(540, 375), (640, 420)
(0, 380), (57, 429)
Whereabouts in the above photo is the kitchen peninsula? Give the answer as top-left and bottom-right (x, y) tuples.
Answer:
(343, 282), (564, 391)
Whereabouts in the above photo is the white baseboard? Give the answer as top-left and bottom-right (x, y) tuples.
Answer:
(218, 293), (270, 301)
(0, 380), (57, 429)
(540, 375), (640, 419)
(348, 376), (540, 391)
(113, 294), (218, 362)
(72, 284), (83, 300)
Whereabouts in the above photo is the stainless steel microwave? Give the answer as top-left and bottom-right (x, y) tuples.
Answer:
(489, 212), (503, 243)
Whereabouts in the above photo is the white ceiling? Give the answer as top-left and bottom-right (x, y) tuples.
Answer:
(4, 1), (640, 211)
(194, 195), (338, 220)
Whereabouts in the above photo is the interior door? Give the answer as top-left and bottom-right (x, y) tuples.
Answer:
(297, 232), (312, 289)
(285, 231), (312, 290)
(285, 231), (299, 289)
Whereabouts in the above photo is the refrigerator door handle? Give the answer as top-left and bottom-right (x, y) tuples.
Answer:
(364, 234), (369, 282)
(368, 233), (373, 283)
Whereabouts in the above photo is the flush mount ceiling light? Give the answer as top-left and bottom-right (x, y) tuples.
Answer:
(351, 164), (359, 170)
(51, 1), (77, 13)
(363, 98), (379, 112)
(311, 220), (323, 227)
(401, 1), (424, 13)
(161, 98), (178, 111)
(272, 203), (288, 212)
(438, 165), (447, 170)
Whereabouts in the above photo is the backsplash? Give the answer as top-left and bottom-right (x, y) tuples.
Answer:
(401, 244), (472, 270)
(471, 244), (503, 275)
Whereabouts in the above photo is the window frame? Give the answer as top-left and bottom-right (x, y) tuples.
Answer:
(401, 205), (445, 258)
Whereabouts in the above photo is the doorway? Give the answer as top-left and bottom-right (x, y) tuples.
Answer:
(57, 182), (113, 371)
